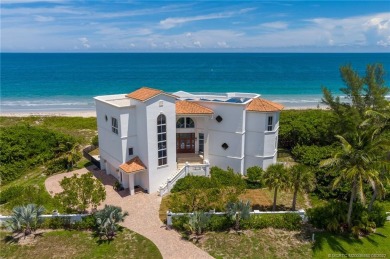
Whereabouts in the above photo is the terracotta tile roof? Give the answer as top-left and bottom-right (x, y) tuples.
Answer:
(126, 87), (163, 101)
(119, 156), (147, 174)
(176, 100), (214, 115)
(246, 98), (284, 112)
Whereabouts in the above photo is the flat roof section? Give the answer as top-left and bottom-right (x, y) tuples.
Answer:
(94, 94), (133, 108)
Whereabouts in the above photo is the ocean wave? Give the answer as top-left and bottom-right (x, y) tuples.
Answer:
(1, 100), (93, 107)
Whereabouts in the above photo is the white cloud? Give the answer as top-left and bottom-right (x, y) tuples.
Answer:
(159, 8), (255, 29)
(34, 15), (55, 22)
(193, 41), (201, 47)
(217, 41), (229, 48)
(78, 37), (90, 48)
(260, 21), (288, 30)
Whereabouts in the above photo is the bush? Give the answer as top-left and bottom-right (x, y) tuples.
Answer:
(172, 216), (189, 232)
(42, 215), (96, 230)
(45, 157), (68, 175)
(279, 110), (335, 149)
(210, 167), (246, 190)
(241, 213), (302, 231)
(368, 202), (387, 227)
(91, 135), (99, 147)
(0, 186), (24, 204)
(246, 166), (264, 189)
(208, 215), (232, 231)
(291, 144), (339, 166)
(171, 175), (215, 193)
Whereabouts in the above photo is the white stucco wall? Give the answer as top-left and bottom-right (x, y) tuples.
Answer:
(144, 95), (177, 193)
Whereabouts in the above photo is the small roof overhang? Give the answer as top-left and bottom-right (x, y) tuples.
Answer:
(119, 156), (147, 174)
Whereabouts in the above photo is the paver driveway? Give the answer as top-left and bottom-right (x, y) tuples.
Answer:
(45, 167), (212, 259)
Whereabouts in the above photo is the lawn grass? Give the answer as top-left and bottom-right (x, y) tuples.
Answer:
(197, 228), (312, 259)
(0, 228), (162, 259)
(313, 222), (390, 258)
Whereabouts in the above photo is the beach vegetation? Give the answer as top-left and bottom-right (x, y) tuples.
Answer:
(0, 124), (77, 184)
(55, 172), (106, 213)
(226, 200), (251, 231)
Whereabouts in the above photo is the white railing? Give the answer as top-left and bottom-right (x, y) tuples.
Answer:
(0, 213), (88, 226)
(159, 161), (210, 196)
(166, 209), (307, 227)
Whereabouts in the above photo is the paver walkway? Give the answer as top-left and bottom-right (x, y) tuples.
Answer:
(45, 167), (212, 259)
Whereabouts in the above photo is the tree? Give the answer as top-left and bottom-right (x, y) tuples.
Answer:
(56, 141), (81, 171)
(289, 164), (316, 211)
(320, 131), (388, 228)
(6, 204), (45, 236)
(95, 205), (129, 240)
(263, 164), (289, 211)
(226, 200), (251, 231)
(56, 172), (106, 213)
(322, 63), (389, 135)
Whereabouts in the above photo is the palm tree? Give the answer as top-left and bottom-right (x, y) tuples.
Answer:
(56, 141), (81, 171)
(6, 204), (45, 236)
(95, 205), (129, 240)
(186, 211), (210, 242)
(289, 164), (316, 211)
(263, 163), (289, 211)
(226, 200), (251, 231)
(321, 131), (388, 228)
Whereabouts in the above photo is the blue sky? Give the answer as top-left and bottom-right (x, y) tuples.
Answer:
(1, 1), (389, 52)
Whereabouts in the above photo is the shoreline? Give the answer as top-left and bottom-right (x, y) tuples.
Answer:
(0, 105), (328, 118)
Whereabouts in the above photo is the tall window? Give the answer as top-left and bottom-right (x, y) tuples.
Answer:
(176, 117), (195, 128)
(111, 117), (118, 134)
(267, 116), (273, 131)
(198, 133), (204, 154)
(157, 114), (167, 166)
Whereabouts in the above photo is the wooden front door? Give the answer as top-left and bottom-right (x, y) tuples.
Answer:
(176, 133), (195, 153)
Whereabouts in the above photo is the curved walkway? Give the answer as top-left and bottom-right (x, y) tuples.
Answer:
(45, 167), (212, 259)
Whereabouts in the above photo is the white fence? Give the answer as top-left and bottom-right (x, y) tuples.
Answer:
(159, 162), (210, 196)
(0, 213), (88, 226)
(166, 209), (307, 227)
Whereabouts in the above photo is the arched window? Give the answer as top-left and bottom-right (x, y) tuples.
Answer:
(176, 117), (195, 128)
(157, 114), (167, 166)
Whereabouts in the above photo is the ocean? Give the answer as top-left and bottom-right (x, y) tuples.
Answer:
(1, 53), (389, 112)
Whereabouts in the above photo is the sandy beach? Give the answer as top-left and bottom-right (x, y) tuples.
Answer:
(0, 105), (328, 118)
(0, 110), (97, 117)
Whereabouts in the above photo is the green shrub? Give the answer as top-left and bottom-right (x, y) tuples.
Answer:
(241, 213), (302, 231)
(210, 166), (246, 190)
(172, 216), (189, 232)
(246, 166), (265, 189)
(91, 135), (99, 147)
(171, 175), (215, 193)
(45, 157), (68, 175)
(73, 215), (96, 230)
(291, 144), (339, 166)
(208, 215), (232, 231)
(0, 186), (24, 204)
(368, 202), (387, 227)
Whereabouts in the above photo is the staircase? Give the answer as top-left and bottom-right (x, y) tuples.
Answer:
(177, 153), (204, 169)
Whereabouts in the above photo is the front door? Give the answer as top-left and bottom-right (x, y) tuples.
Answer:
(176, 133), (195, 153)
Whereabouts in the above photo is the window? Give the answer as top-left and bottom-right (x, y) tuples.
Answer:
(216, 115), (223, 123)
(128, 148), (133, 156)
(111, 117), (119, 134)
(222, 143), (229, 150)
(275, 136), (278, 150)
(267, 116), (273, 131)
(157, 114), (167, 166)
(199, 133), (204, 153)
(105, 115), (108, 121)
(176, 117), (194, 128)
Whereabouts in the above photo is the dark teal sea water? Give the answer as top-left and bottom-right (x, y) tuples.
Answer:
(1, 53), (389, 112)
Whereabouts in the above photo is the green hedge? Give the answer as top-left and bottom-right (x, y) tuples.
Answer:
(171, 213), (302, 232)
(41, 215), (96, 230)
(291, 144), (339, 166)
(241, 213), (302, 231)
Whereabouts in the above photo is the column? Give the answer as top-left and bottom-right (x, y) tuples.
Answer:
(129, 173), (135, 195)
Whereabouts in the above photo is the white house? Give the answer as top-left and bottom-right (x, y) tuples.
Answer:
(94, 87), (283, 194)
